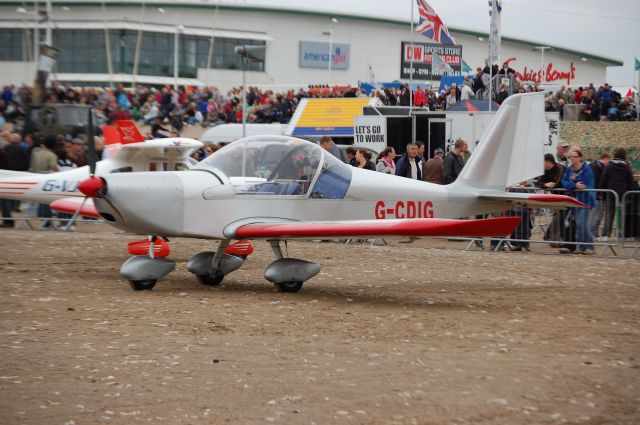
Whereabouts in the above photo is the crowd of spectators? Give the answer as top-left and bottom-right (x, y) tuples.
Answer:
(0, 83), (375, 133)
(2, 69), (637, 136)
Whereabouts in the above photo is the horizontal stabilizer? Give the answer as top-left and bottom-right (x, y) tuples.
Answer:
(233, 217), (521, 239)
(480, 193), (588, 209)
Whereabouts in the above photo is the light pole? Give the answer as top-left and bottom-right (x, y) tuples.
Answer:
(533, 46), (552, 85)
(174, 25), (184, 90)
(321, 30), (333, 84)
(322, 18), (338, 85)
(235, 45), (265, 138)
(16, 6), (38, 62)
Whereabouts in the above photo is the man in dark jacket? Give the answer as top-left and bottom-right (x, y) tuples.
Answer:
(442, 138), (467, 184)
(4, 133), (29, 172)
(600, 148), (638, 238)
(588, 152), (610, 238)
(472, 68), (485, 99)
(395, 143), (422, 180)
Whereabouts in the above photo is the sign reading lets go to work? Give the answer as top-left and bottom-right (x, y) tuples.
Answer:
(354, 116), (387, 153)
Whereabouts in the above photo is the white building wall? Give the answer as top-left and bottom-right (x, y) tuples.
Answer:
(1, 62), (37, 86)
(0, 4), (611, 90)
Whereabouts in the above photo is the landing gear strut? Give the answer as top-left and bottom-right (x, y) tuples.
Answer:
(186, 240), (245, 286)
(264, 240), (320, 293)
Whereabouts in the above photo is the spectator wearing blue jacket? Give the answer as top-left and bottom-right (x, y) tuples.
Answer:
(597, 83), (614, 117)
(561, 147), (595, 254)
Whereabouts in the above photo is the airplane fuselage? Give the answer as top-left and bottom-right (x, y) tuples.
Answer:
(93, 167), (504, 239)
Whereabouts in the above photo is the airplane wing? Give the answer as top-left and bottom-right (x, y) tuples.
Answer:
(480, 193), (588, 209)
(231, 216), (521, 240)
(50, 197), (100, 219)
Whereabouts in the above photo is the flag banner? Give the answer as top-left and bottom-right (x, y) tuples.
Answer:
(635, 56), (640, 71)
(415, 0), (457, 45)
(432, 53), (454, 75)
(367, 63), (375, 82)
(462, 59), (473, 73)
(401, 41), (462, 81)
(488, 0), (502, 64)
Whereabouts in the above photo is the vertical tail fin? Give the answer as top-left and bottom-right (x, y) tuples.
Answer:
(116, 120), (146, 144)
(102, 125), (121, 145)
(454, 93), (545, 190)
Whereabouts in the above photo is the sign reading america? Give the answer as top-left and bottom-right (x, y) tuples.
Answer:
(400, 42), (462, 81)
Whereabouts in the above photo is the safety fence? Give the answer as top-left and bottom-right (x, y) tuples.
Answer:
(0, 201), (102, 231)
(465, 188), (640, 258)
(2, 192), (639, 258)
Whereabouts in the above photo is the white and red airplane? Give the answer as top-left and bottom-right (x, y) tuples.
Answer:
(0, 121), (202, 210)
(76, 93), (585, 292)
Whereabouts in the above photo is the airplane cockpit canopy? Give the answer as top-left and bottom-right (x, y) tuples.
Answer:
(195, 136), (352, 199)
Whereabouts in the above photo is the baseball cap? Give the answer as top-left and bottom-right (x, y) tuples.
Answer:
(434, 147), (444, 154)
(558, 142), (571, 148)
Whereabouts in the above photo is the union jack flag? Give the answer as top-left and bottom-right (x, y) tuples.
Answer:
(415, 0), (457, 45)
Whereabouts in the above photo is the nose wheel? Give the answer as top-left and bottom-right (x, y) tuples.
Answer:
(196, 272), (224, 286)
(187, 241), (245, 287)
(274, 281), (303, 293)
(129, 279), (158, 291)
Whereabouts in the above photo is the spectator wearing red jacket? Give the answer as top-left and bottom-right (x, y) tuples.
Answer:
(413, 86), (427, 107)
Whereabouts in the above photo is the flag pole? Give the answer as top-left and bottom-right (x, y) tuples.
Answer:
(409, 0), (414, 114)
(488, 0), (493, 112)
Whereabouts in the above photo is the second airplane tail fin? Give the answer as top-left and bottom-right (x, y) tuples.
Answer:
(116, 120), (146, 144)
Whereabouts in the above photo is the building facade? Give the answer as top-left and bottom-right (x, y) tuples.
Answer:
(0, 1), (623, 90)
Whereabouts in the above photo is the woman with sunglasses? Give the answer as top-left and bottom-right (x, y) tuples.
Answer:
(561, 147), (596, 254)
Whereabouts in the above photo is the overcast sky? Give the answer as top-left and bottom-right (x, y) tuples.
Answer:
(257, 0), (640, 87)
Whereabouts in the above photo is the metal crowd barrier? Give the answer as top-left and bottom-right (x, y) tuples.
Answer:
(0, 201), (103, 231)
(464, 187), (637, 257)
(563, 104), (586, 121)
(621, 191), (640, 258)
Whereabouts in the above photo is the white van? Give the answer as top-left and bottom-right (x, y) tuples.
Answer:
(200, 123), (288, 145)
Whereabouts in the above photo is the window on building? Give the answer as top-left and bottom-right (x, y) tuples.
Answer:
(110, 30), (137, 75)
(49, 29), (265, 77)
(0, 29), (27, 61)
(54, 29), (107, 73)
(213, 38), (265, 72)
(138, 31), (174, 77)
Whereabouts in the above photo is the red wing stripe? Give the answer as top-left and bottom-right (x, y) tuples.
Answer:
(39, 193), (86, 197)
(235, 217), (521, 239)
(50, 199), (99, 218)
(528, 194), (588, 207)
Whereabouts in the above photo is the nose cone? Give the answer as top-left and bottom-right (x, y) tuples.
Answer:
(78, 176), (105, 198)
(95, 172), (185, 236)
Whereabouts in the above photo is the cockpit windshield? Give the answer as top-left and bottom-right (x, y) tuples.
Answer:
(195, 136), (352, 198)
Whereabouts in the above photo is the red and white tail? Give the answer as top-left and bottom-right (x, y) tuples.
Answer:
(102, 125), (121, 145)
(116, 120), (146, 144)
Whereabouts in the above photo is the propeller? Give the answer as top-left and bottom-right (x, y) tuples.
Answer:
(63, 107), (103, 230)
(86, 107), (98, 176)
(78, 107), (105, 198)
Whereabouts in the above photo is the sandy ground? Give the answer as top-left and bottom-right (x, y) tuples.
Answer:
(0, 225), (639, 425)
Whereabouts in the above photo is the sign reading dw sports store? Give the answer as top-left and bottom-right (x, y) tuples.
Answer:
(400, 42), (462, 81)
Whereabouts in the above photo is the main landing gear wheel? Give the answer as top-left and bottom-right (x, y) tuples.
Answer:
(197, 272), (224, 286)
(274, 281), (303, 293)
(129, 279), (157, 291)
